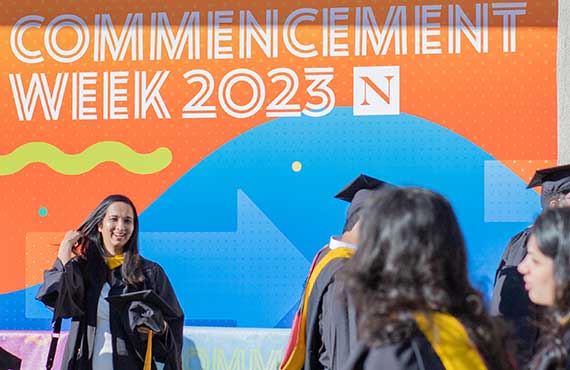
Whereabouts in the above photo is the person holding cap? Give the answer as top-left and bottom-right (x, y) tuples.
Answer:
(491, 164), (570, 366)
(280, 174), (392, 370)
(36, 194), (184, 370)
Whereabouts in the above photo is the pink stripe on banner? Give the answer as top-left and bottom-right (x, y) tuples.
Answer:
(0, 331), (68, 370)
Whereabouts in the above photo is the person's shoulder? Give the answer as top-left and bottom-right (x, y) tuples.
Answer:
(316, 249), (351, 281)
(313, 244), (332, 264)
(305, 244), (334, 279)
(501, 226), (533, 263)
(139, 256), (166, 274)
(509, 226), (533, 244)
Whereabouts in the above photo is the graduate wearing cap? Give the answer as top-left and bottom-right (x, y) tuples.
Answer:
(490, 164), (570, 366)
(36, 195), (184, 370)
(280, 175), (392, 370)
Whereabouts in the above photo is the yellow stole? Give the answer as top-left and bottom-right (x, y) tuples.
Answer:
(280, 247), (355, 370)
(414, 312), (488, 370)
(106, 254), (124, 270)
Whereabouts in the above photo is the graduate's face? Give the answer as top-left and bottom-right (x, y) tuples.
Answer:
(518, 234), (556, 306)
(98, 202), (135, 255)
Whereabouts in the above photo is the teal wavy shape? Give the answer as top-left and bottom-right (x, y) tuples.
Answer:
(0, 142), (173, 175)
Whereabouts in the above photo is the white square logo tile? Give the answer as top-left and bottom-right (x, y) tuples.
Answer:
(353, 66), (400, 116)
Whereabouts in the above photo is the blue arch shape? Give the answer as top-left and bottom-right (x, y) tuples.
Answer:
(140, 108), (540, 328)
(0, 108), (541, 329)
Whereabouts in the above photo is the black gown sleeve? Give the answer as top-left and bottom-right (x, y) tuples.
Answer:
(319, 280), (358, 370)
(150, 263), (184, 370)
(35, 257), (86, 318)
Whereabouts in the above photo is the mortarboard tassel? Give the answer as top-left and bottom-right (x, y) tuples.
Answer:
(143, 330), (153, 370)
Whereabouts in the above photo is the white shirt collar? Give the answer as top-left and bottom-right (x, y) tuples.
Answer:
(329, 235), (357, 250)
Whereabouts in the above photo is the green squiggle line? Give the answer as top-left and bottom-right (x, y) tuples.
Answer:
(0, 142), (173, 175)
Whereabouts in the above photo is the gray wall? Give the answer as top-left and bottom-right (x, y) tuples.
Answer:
(559, 1), (569, 163)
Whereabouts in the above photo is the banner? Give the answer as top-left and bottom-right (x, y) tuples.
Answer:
(0, 0), (558, 329)
(0, 327), (289, 370)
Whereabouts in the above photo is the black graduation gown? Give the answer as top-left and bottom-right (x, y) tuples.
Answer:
(36, 256), (184, 370)
(343, 333), (447, 370)
(281, 246), (358, 370)
(307, 248), (358, 370)
(342, 320), (489, 370)
(490, 228), (540, 365)
(0, 346), (21, 370)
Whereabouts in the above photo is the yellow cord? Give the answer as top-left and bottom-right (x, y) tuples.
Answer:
(143, 330), (153, 370)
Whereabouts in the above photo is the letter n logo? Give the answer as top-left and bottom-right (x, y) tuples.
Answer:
(353, 66), (400, 116)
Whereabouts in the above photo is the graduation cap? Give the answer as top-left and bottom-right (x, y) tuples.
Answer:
(334, 174), (393, 221)
(106, 290), (178, 334)
(527, 164), (570, 208)
(0, 346), (21, 370)
(107, 290), (181, 370)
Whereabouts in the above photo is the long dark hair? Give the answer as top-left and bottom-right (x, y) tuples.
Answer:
(528, 208), (570, 370)
(77, 194), (144, 287)
(341, 187), (513, 369)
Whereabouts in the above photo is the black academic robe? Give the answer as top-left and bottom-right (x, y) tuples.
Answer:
(343, 333), (447, 370)
(490, 228), (541, 365)
(342, 321), (489, 370)
(0, 346), (21, 370)
(281, 245), (358, 370)
(36, 256), (184, 370)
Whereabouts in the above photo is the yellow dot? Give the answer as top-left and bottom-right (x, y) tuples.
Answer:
(292, 161), (302, 172)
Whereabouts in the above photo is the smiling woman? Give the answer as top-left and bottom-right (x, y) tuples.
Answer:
(97, 202), (135, 256)
(35, 194), (184, 370)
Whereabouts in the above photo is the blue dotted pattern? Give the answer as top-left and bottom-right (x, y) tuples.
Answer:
(0, 107), (540, 329)
(484, 160), (540, 222)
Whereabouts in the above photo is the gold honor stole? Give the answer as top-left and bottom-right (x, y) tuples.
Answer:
(106, 254), (124, 270)
(415, 313), (488, 370)
(280, 247), (355, 370)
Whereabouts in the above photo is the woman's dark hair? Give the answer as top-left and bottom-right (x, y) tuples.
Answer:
(77, 194), (144, 287)
(341, 187), (513, 370)
(527, 208), (570, 370)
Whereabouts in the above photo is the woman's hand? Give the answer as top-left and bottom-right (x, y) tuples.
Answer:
(58, 230), (83, 265)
